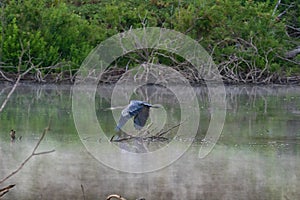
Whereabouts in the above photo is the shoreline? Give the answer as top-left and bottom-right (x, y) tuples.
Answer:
(1, 75), (300, 85)
(0, 79), (299, 86)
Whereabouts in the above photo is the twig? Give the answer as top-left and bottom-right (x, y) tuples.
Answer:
(286, 25), (300, 32)
(156, 118), (188, 137)
(0, 120), (55, 184)
(276, 3), (295, 19)
(0, 70), (13, 82)
(81, 184), (86, 200)
(272, 0), (281, 16)
(0, 184), (15, 198)
(111, 135), (135, 142)
(111, 120), (187, 143)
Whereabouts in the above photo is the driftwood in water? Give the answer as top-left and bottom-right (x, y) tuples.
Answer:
(111, 120), (185, 143)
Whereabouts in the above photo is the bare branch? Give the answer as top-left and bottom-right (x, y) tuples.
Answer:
(272, 0), (281, 16)
(156, 119), (187, 137)
(276, 3), (295, 19)
(0, 74), (21, 113)
(0, 70), (13, 82)
(0, 41), (39, 113)
(0, 184), (15, 198)
(286, 25), (300, 33)
(111, 119), (187, 143)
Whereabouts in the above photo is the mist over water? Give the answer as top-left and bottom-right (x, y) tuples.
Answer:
(0, 84), (299, 199)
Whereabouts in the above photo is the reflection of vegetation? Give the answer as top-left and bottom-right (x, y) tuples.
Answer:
(0, 0), (299, 83)
(223, 86), (300, 147)
(1, 84), (299, 146)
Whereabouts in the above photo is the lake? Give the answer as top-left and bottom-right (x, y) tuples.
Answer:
(0, 84), (300, 199)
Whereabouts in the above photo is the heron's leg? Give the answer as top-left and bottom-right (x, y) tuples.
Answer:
(110, 130), (134, 142)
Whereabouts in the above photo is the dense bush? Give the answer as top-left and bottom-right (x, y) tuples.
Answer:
(0, 0), (299, 83)
(0, 0), (104, 71)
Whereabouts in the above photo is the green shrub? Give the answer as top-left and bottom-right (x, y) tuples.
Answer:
(0, 0), (103, 72)
(0, 0), (298, 81)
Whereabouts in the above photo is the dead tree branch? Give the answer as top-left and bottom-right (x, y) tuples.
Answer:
(0, 74), (21, 113)
(272, 0), (281, 16)
(0, 63), (40, 113)
(0, 70), (13, 82)
(156, 119), (187, 137)
(0, 41), (32, 113)
(111, 119), (187, 143)
(0, 184), (15, 198)
(276, 2), (295, 19)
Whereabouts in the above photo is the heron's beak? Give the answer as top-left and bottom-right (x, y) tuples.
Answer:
(103, 106), (126, 111)
(152, 104), (162, 108)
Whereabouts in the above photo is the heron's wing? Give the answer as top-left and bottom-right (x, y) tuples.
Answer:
(128, 101), (144, 116)
(116, 114), (132, 131)
(133, 106), (150, 130)
(115, 106), (133, 131)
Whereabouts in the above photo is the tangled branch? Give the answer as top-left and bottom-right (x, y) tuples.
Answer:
(0, 41), (77, 83)
(111, 120), (185, 143)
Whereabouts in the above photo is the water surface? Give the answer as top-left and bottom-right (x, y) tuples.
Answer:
(0, 84), (299, 199)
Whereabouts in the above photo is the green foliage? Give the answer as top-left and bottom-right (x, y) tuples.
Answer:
(0, 0), (299, 80)
(63, 0), (300, 78)
(0, 0), (103, 72)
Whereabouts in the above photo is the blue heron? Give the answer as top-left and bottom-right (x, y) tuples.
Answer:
(115, 100), (159, 131)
